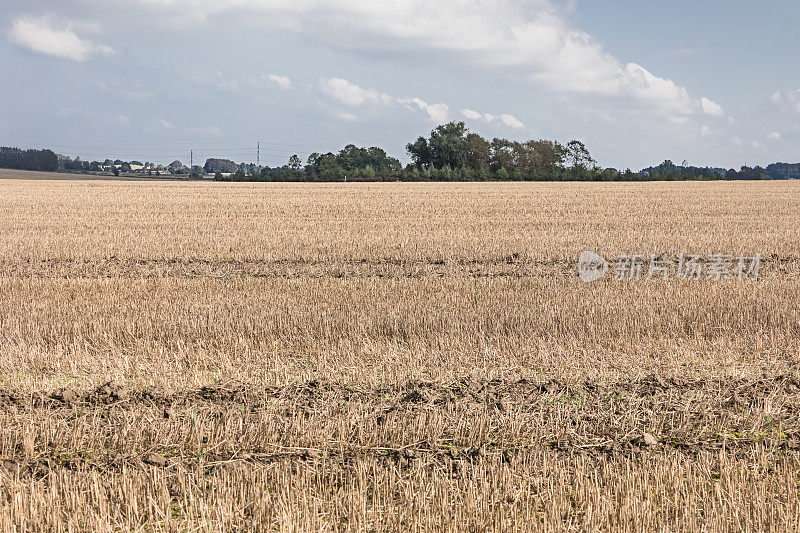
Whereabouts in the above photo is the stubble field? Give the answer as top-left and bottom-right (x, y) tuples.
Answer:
(0, 176), (799, 531)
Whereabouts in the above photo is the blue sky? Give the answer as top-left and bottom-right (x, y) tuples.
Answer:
(1, 0), (798, 169)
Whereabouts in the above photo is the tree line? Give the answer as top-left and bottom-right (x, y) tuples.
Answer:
(2, 123), (798, 181)
(212, 122), (793, 182)
(0, 147), (59, 172)
(215, 122), (609, 182)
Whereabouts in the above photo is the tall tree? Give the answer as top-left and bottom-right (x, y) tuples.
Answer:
(204, 158), (238, 174)
(565, 140), (596, 173)
(428, 122), (470, 169)
(407, 121), (471, 170)
(489, 138), (515, 173)
(288, 155), (302, 171)
(466, 133), (491, 171)
(406, 137), (430, 168)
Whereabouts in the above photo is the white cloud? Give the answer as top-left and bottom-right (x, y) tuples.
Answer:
(767, 131), (781, 141)
(266, 74), (292, 90)
(461, 109), (525, 129)
(700, 97), (724, 117)
(159, 118), (173, 129)
(399, 97), (449, 123)
(121, 0), (718, 120)
(499, 114), (525, 129)
(770, 89), (800, 115)
(320, 77), (447, 123)
(700, 125), (712, 137)
(321, 78), (392, 107)
(620, 63), (697, 120)
(9, 16), (113, 62)
(462, 109), (483, 121)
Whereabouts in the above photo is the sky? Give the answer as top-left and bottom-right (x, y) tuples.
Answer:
(1, 0), (798, 170)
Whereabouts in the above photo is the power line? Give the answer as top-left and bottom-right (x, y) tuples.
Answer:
(0, 140), (303, 158)
(0, 135), (330, 151)
(0, 136), (301, 167)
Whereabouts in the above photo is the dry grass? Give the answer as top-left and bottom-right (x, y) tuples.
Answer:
(0, 176), (799, 531)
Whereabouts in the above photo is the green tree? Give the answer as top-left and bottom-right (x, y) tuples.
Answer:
(565, 140), (596, 175)
(466, 133), (491, 171)
(406, 137), (430, 168)
(406, 121), (471, 170)
(428, 122), (469, 169)
(440, 164), (453, 181)
(315, 153), (344, 180)
(489, 138), (515, 173)
(204, 158), (237, 174)
(476, 163), (491, 181)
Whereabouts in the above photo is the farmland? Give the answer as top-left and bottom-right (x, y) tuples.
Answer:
(1, 177), (799, 531)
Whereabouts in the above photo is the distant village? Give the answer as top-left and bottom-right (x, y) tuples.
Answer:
(57, 154), (193, 176)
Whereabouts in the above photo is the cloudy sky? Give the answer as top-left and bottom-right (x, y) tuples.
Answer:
(1, 0), (798, 169)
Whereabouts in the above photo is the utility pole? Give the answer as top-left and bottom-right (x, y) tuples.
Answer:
(257, 142), (260, 167)
(190, 150), (193, 169)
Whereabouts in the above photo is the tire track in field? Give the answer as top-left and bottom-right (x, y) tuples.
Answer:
(1, 256), (799, 279)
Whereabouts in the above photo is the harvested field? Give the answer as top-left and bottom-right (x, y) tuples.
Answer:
(0, 177), (799, 531)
